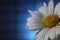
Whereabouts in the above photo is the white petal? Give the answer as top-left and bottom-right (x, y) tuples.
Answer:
(27, 22), (44, 30)
(33, 28), (49, 40)
(39, 2), (48, 17)
(44, 27), (56, 40)
(54, 26), (60, 35)
(54, 2), (60, 13)
(28, 10), (38, 16)
(27, 13), (45, 30)
(27, 17), (42, 23)
(54, 2), (60, 17)
(27, 16), (45, 30)
(48, 0), (54, 14)
(28, 10), (44, 17)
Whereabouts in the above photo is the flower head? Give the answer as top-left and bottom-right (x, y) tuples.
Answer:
(43, 14), (59, 28)
(27, 0), (60, 40)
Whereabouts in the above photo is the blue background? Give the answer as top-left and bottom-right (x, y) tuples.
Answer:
(0, 0), (60, 40)
(18, 0), (60, 40)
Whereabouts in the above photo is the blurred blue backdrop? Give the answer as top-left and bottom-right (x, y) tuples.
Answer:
(0, 0), (60, 40)
(17, 0), (60, 40)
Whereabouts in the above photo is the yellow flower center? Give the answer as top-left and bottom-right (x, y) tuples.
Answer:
(43, 14), (59, 28)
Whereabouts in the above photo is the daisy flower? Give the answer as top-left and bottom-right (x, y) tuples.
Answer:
(27, 0), (60, 40)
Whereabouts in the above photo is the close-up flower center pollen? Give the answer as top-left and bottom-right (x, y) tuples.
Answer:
(43, 14), (59, 28)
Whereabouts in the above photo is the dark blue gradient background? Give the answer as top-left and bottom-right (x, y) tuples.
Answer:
(0, 0), (60, 40)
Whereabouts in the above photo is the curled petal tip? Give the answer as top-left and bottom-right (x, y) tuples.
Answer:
(28, 10), (33, 15)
